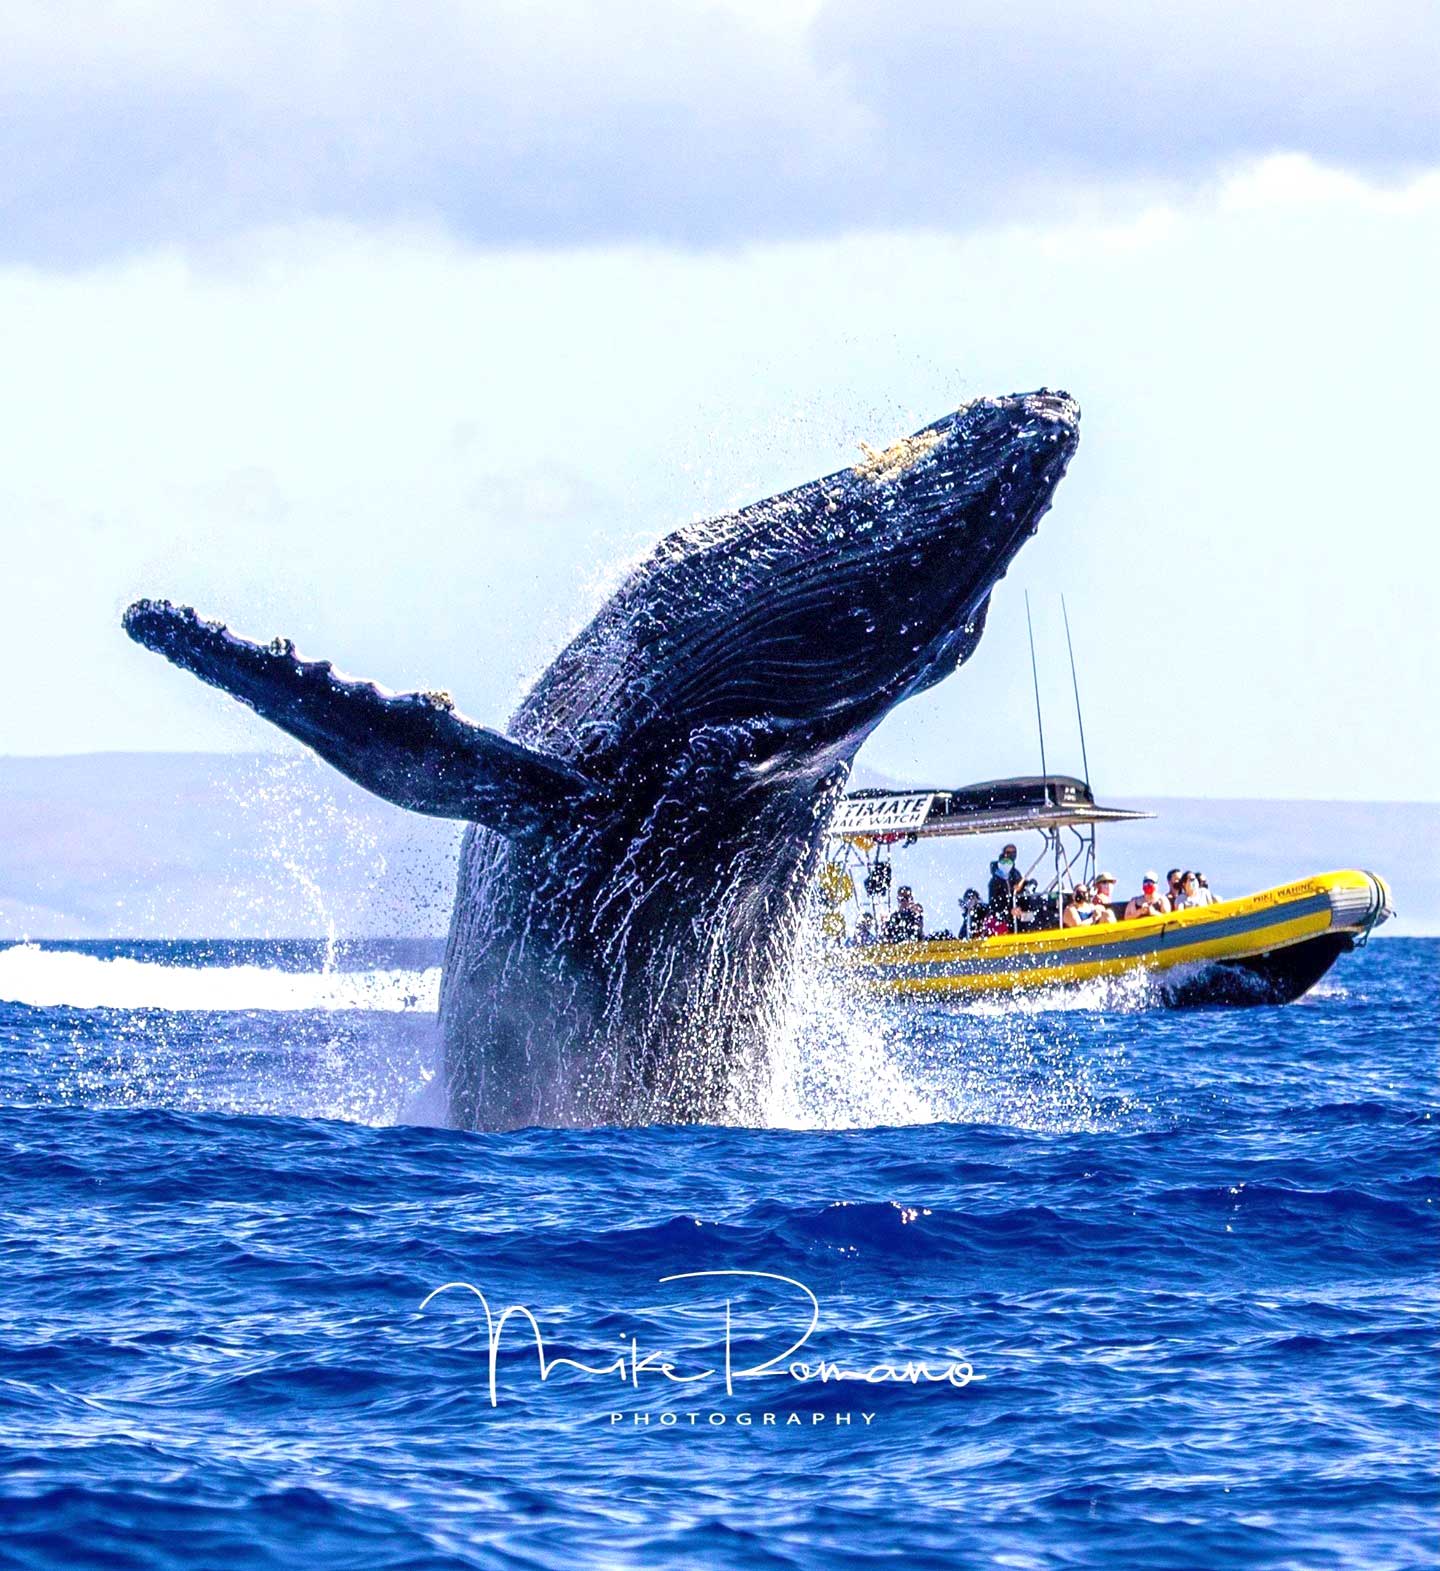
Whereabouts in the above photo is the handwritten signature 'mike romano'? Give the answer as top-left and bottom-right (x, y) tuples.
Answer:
(420, 1270), (978, 1408)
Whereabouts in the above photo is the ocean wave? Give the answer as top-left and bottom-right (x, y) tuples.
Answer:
(0, 944), (440, 1014)
(0, 941), (1434, 1571)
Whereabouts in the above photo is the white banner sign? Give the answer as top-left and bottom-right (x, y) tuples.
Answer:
(827, 793), (936, 838)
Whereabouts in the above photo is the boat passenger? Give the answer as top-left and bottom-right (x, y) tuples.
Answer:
(1196, 872), (1218, 903)
(987, 843), (1023, 928)
(1166, 868), (1183, 907)
(1174, 870), (1214, 909)
(1094, 873), (1119, 914)
(958, 888), (984, 939)
(1124, 872), (1171, 920)
(852, 912), (878, 946)
(883, 885), (925, 942)
(1063, 884), (1113, 926)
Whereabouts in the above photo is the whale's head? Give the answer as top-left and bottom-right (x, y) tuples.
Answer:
(613, 389), (1079, 777)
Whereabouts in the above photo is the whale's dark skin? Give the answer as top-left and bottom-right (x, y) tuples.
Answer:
(124, 390), (1080, 1128)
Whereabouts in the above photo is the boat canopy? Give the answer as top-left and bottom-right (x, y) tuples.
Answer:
(826, 775), (1155, 841)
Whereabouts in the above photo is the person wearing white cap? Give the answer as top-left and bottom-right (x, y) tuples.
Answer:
(1124, 872), (1171, 921)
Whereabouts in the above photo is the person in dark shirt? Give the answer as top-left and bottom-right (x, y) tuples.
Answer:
(882, 885), (925, 942)
(987, 842), (1023, 931)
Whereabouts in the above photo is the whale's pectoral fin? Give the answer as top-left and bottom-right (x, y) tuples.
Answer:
(123, 600), (595, 837)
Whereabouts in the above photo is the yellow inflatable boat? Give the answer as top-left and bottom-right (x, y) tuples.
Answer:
(822, 777), (1393, 1006)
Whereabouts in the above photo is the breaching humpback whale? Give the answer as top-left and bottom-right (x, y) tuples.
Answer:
(125, 390), (1079, 1129)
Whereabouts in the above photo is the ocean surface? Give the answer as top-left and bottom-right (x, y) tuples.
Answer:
(0, 936), (1435, 1570)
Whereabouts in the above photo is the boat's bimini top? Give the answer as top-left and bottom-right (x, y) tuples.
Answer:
(826, 775), (1156, 841)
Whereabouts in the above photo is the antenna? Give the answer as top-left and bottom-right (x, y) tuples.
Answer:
(1061, 593), (1092, 791)
(1024, 591), (1048, 782)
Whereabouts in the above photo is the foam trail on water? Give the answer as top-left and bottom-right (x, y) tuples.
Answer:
(0, 945), (440, 1013)
(944, 968), (1162, 1015)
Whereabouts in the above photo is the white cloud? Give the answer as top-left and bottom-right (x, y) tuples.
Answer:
(2, 0), (1435, 262)
(1216, 154), (1440, 214)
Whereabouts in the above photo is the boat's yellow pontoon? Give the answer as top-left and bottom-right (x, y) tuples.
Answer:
(821, 777), (1392, 1006)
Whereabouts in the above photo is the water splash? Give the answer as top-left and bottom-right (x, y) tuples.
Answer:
(754, 926), (1142, 1135)
(221, 755), (387, 968)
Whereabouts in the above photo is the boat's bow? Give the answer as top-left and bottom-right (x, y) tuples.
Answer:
(1323, 869), (1394, 938)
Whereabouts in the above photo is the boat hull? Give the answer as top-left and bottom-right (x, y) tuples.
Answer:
(834, 870), (1392, 1006)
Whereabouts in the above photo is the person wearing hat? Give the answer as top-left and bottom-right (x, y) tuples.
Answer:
(1124, 872), (1171, 921)
(987, 842), (1024, 930)
(1093, 872), (1119, 916)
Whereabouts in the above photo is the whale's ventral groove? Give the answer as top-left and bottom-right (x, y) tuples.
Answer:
(123, 389), (1081, 1129)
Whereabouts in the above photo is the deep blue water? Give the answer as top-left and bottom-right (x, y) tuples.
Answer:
(0, 938), (1435, 1570)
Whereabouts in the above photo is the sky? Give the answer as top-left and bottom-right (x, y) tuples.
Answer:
(3, 0), (1437, 800)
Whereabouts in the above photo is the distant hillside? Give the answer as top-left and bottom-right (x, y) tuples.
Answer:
(1, 754), (1435, 938)
(0, 753), (461, 939)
